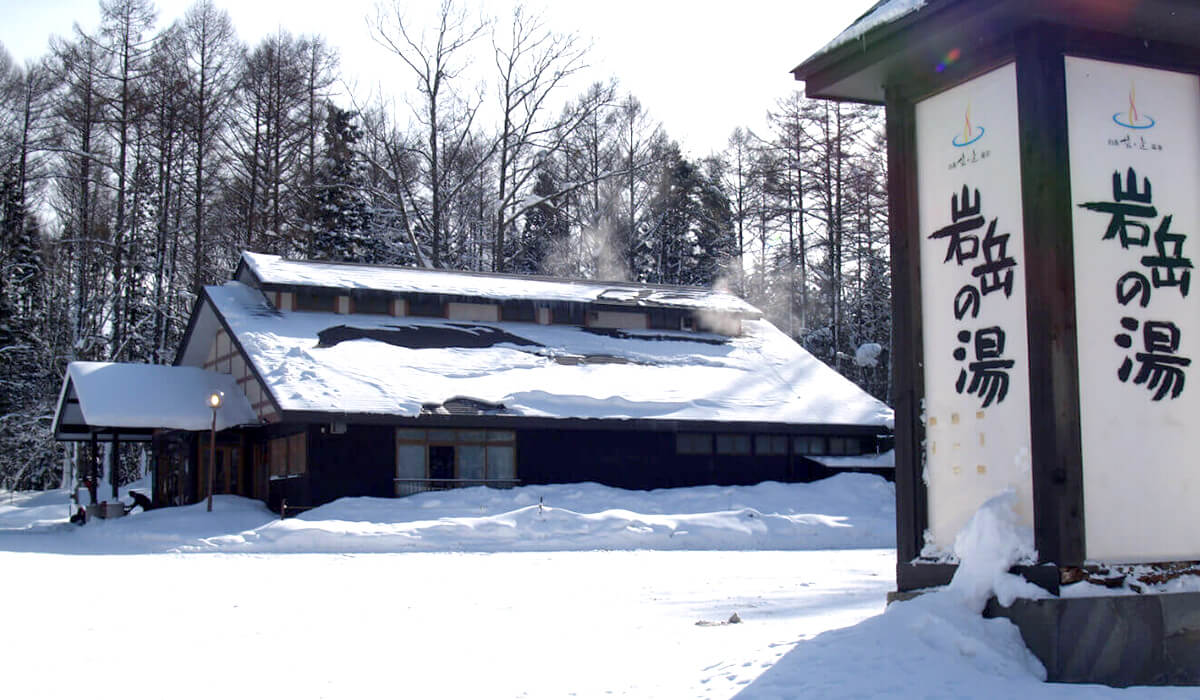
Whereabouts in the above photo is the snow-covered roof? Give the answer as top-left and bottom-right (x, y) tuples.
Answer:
(240, 251), (761, 317)
(54, 362), (259, 439)
(809, 449), (895, 470)
(205, 281), (893, 428)
(809, 0), (928, 60)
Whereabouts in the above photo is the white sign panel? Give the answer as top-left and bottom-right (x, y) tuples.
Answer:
(1065, 56), (1200, 563)
(915, 63), (1034, 552)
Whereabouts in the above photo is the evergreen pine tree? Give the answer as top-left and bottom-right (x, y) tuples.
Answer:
(311, 104), (375, 262)
(514, 169), (568, 274)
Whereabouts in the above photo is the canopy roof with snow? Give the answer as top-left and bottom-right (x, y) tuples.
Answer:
(181, 252), (893, 431)
(53, 362), (259, 441)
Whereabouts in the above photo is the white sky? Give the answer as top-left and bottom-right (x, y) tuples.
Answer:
(1, 0), (878, 156)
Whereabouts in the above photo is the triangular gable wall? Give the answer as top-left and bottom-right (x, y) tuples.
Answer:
(176, 293), (282, 425)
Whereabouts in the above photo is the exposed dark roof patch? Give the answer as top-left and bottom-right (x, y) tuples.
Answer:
(316, 323), (543, 350)
(422, 396), (508, 416)
(581, 327), (729, 346)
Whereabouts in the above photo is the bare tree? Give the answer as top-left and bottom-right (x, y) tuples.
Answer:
(616, 94), (664, 275)
(181, 0), (239, 292)
(371, 0), (491, 268)
(490, 5), (589, 271)
(356, 101), (428, 266)
(49, 28), (112, 360)
(228, 30), (309, 255)
(146, 23), (192, 364)
(297, 35), (339, 254)
(98, 0), (158, 361)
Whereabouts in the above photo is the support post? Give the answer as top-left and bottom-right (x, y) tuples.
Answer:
(89, 433), (99, 505)
(111, 433), (120, 501)
(207, 412), (216, 512)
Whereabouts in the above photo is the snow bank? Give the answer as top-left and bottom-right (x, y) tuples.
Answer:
(0, 475), (895, 555)
(738, 489), (1058, 699)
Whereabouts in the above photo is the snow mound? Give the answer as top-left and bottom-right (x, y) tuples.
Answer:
(0, 475), (895, 555)
(737, 489), (1055, 698)
(949, 489), (1045, 611)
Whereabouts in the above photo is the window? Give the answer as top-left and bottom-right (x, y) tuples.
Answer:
(716, 434), (751, 455)
(487, 446), (515, 480)
(458, 446), (486, 480)
(393, 428), (517, 494)
(756, 435), (788, 456)
(396, 445), (425, 480)
(268, 432), (307, 478)
(677, 433), (712, 455)
(794, 436), (827, 456)
(500, 300), (535, 323)
(353, 292), (391, 315)
(407, 296), (444, 317)
(295, 289), (337, 312)
(647, 309), (684, 330)
(550, 304), (585, 325)
(828, 437), (862, 456)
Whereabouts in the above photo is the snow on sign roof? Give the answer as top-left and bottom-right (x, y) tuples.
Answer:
(54, 362), (258, 437)
(240, 251), (761, 316)
(206, 282), (894, 428)
(809, 0), (928, 60)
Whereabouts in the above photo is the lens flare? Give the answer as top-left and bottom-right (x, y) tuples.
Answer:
(936, 47), (962, 73)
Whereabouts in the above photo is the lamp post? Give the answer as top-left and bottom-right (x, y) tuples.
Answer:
(207, 391), (223, 513)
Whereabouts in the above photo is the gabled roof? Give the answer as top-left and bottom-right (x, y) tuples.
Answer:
(200, 281), (894, 429)
(237, 251), (762, 317)
(53, 362), (259, 441)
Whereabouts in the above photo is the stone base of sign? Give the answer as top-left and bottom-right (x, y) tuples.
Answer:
(984, 592), (1200, 686)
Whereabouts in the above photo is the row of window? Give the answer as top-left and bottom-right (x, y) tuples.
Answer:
(676, 433), (868, 457)
(286, 287), (724, 332)
(396, 429), (517, 493)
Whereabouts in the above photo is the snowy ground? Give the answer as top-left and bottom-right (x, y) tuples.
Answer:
(0, 477), (1190, 698)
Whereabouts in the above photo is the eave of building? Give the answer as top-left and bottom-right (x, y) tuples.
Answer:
(270, 409), (890, 437)
(792, 0), (1200, 104)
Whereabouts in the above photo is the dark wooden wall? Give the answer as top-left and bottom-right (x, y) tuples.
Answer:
(518, 430), (804, 490)
(244, 423), (892, 508)
(306, 424), (396, 505)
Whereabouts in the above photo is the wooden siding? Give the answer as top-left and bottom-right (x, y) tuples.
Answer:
(203, 327), (276, 424)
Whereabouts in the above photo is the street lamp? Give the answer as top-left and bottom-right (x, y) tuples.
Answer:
(207, 391), (223, 513)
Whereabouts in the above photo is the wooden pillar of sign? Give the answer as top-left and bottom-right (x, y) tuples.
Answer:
(1013, 26), (1086, 567)
(885, 84), (928, 569)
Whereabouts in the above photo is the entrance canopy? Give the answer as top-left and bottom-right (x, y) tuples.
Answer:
(53, 362), (258, 441)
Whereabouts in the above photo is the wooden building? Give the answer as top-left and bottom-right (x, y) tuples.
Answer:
(54, 251), (893, 511)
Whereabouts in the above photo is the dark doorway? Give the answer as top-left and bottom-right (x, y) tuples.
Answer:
(429, 445), (455, 480)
